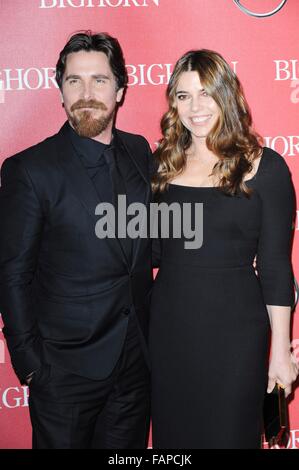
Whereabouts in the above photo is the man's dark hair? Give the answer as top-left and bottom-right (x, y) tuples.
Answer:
(55, 31), (128, 91)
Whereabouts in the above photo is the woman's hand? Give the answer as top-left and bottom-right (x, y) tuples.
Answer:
(267, 351), (299, 397)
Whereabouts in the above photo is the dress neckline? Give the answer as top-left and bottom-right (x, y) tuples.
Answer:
(168, 148), (266, 189)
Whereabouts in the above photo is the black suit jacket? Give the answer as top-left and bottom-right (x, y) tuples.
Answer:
(0, 122), (153, 382)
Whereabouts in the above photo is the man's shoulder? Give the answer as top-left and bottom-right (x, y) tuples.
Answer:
(10, 135), (55, 162)
(4, 124), (66, 169)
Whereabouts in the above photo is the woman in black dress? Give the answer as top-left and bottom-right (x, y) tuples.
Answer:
(149, 50), (298, 449)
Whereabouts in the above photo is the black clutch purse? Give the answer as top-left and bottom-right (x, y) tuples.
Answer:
(263, 383), (289, 447)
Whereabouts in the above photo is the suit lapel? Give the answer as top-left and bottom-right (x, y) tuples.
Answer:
(114, 131), (151, 269)
(54, 122), (151, 271)
(115, 130), (150, 191)
(55, 122), (129, 269)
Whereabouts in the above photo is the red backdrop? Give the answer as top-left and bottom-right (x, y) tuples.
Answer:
(0, 0), (299, 449)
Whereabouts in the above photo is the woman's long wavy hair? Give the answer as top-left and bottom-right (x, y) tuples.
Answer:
(152, 49), (263, 196)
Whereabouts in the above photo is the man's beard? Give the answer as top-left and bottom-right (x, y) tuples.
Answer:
(67, 99), (115, 138)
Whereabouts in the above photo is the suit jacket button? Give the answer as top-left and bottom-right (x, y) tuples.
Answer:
(123, 307), (130, 316)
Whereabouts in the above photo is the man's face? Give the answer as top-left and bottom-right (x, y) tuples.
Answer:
(61, 50), (124, 140)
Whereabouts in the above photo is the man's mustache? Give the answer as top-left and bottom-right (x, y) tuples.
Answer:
(71, 100), (108, 112)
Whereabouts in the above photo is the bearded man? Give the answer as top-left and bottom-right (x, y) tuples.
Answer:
(0, 32), (153, 449)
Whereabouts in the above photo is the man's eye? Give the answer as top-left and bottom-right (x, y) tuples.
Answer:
(69, 79), (78, 85)
(96, 79), (105, 84)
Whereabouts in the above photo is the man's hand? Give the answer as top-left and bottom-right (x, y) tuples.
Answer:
(25, 370), (36, 385)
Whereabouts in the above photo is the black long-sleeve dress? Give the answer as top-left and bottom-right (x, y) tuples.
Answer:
(149, 148), (295, 449)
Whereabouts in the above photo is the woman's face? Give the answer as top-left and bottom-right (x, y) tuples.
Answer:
(174, 71), (221, 140)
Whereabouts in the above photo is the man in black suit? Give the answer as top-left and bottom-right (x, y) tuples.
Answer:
(0, 32), (153, 449)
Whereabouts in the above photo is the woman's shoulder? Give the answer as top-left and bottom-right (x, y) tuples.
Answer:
(254, 147), (292, 183)
(260, 147), (290, 171)
(251, 147), (294, 197)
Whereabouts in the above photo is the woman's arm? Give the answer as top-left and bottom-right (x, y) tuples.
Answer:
(266, 305), (298, 397)
(255, 148), (298, 396)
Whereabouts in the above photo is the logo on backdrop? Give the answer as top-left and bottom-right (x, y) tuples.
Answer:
(274, 60), (299, 81)
(0, 61), (238, 99)
(263, 136), (299, 157)
(39, 0), (160, 8)
(233, 0), (287, 18)
(0, 387), (29, 409)
(0, 64), (172, 96)
(273, 60), (299, 104)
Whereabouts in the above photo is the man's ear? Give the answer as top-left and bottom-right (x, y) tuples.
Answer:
(60, 91), (65, 107)
(116, 87), (124, 103)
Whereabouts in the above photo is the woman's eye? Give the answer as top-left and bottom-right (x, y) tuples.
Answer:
(177, 94), (188, 101)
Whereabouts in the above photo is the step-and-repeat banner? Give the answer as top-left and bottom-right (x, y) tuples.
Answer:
(1, 0), (299, 449)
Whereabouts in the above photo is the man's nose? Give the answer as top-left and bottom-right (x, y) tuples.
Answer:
(81, 82), (93, 101)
